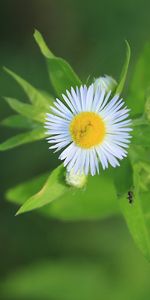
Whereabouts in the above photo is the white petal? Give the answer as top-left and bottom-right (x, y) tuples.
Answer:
(95, 146), (108, 170)
(71, 87), (82, 112)
(55, 98), (73, 117)
(62, 93), (77, 114)
(84, 150), (90, 175)
(50, 106), (72, 120)
(98, 90), (112, 111)
(86, 84), (94, 110)
(80, 85), (87, 111)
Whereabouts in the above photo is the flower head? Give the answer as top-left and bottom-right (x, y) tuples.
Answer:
(45, 84), (132, 176)
(94, 75), (117, 93)
(66, 169), (87, 188)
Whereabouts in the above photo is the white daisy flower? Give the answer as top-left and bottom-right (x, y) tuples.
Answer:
(45, 84), (132, 176)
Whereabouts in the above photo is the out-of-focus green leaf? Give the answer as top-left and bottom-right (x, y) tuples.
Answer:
(1, 115), (35, 129)
(4, 67), (52, 108)
(4, 97), (45, 123)
(116, 40), (131, 95)
(1, 253), (150, 300)
(0, 260), (116, 300)
(132, 116), (148, 127)
(119, 163), (150, 262)
(129, 145), (150, 165)
(144, 89), (150, 121)
(132, 125), (150, 146)
(0, 127), (45, 151)
(7, 166), (119, 220)
(137, 162), (150, 192)
(34, 30), (82, 97)
(127, 42), (150, 116)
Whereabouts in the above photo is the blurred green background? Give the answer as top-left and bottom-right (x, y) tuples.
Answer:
(1, 0), (150, 299)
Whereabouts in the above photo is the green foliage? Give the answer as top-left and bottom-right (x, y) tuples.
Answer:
(1, 115), (34, 129)
(0, 260), (104, 300)
(6, 166), (119, 220)
(34, 30), (82, 97)
(2, 257), (145, 300)
(132, 124), (150, 146)
(4, 67), (52, 108)
(0, 68), (53, 150)
(4, 97), (45, 123)
(116, 40), (131, 95)
(15, 165), (67, 215)
(0, 127), (45, 151)
(127, 42), (150, 117)
(119, 163), (150, 262)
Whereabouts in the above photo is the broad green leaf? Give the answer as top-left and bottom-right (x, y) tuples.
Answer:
(7, 166), (119, 220)
(15, 165), (67, 215)
(128, 146), (150, 212)
(4, 97), (45, 123)
(116, 40), (131, 95)
(135, 162), (150, 217)
(1, 115), (35, 129)
(136, 162), (150, 192)
(43, 171), (118, 221)
(127, 42), (150, 116)
(119, 163), (150, 261)
(129, 145), (150, 165)
(34, 29), (82, 97)
(0, 127), (45, 151)
(6, 172), (49, 204)
(112, 157), (133, 196)
(132, 116), (148, 127)
(132, 124), (150, 146)
(4, 67), (52, 108)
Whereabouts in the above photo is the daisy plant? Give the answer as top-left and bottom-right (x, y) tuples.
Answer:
(1, 30), (150, 261)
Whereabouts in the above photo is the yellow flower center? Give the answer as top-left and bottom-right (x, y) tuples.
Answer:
(70, 112), (106, 148)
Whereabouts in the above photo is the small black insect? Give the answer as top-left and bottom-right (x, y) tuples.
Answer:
(127, 190), (134, 204)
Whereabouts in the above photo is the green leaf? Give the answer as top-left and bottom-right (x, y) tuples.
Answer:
(129, 145), (150, 165)
(34, 29), (82, 97)
(0, 127), (45, 151)
(15, 165), (67, 215)
(119, 163), (150, 261)
(6, 166), (119, 220)
(33, 30), (54, 58)
(137, 162), (150, 192)
(4, 97), (45, 123)
(6, 172), (49, 204)
(127, 42), (150, 116)
(116, 40), (131, 95)
(1, 115), (35, 129)
(132, 124), (150, 146)
(4, 67), (52, 108)
(112, 157), (133, 196)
